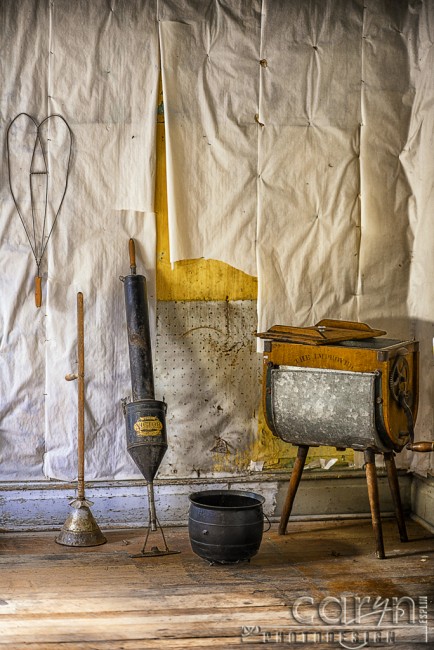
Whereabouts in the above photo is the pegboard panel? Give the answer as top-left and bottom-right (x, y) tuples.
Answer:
(153, 300), (261, 478)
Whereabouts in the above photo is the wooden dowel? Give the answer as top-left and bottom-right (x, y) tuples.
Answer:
(384, 451), (408, 542)
(364, 448), (385, 559)
(77, 292), (85, 501)
(129, 238), (136, 274)
(406, 441), (434, 453)
(278, 445), (309, 535)
(35, 275), (42, 308)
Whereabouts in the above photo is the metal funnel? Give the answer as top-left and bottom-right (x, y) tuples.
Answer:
(56, 292), (106, 548)
(56, 498), (107, 547)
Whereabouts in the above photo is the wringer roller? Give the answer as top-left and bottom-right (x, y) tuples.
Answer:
(121, 239), (179, 558)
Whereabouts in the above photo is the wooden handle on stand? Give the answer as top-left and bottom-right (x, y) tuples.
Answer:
(77, 292), (85, 500)
(129, 238), (136, 274)
(35, 276), (42, 308)
(407, 441), (434, 453)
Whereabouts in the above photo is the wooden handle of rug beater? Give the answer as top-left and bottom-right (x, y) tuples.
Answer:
(35, 275), (42, 308)
(77, 292), (85, 501)
(129, 238), (136, 275)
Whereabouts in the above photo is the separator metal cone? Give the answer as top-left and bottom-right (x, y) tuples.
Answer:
(56, 292), (106, 547)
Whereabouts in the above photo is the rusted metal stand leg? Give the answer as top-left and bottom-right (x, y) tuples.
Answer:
(278, 445), (309, 535)
(384, 451), (408, 543)
(364, 448), (385, 559)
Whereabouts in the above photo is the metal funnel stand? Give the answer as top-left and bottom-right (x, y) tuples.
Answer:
(56, 292), (106, 547)
(121, 239), (179, 558)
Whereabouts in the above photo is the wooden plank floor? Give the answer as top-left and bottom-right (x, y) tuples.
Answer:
(0, 518), (433, 649)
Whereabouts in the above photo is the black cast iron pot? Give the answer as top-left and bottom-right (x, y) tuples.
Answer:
(188, 489), (268, 564)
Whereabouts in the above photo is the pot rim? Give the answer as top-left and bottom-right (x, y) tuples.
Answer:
(189, 489), (265, 509)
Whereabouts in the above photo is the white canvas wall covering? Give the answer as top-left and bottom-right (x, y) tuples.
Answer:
(0, 0), (159, 480)
(159, 0), (261, 276)
(43, 212), (157, 480)
(48, 0), (159, 212)
(402, 6), (434, 474)
(0, 257), (46, 479)
(2, 1), (434, 483)
(0, 2), (51, 479)
(257, 124), (361, 329)
(257, 0), (363, 331)
(358, 2), (434, 472)
(357, 2), (416, 328)
(160, 0), (434, 473)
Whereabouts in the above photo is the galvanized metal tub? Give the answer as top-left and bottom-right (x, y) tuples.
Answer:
(188, 490), (265, 564)
(268, 366), (389, 451)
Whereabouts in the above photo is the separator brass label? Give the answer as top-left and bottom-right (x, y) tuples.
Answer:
(134, 416), (163, 437)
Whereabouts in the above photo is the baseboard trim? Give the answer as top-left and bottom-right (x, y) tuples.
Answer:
(411, 473), (434, 532)
(0, 469), (411, 532)
(410, 513), (434, 535)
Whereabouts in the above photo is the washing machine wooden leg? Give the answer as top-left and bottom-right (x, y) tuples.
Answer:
(364, 448), (385, 559)
(278, 445), (309, 535)
(384, 451), (408, 542)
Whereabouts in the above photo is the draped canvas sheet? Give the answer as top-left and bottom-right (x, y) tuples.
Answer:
(0, 2), (50, 479)
(257, 0), (363, 328)
(357, 2), (417, 330)
(0, 0), (159, 480)
(159, 0), (261, 276)
(2, 1), (434, 484)
(160, 0), (434, 473)
(403, 5), (434, 475)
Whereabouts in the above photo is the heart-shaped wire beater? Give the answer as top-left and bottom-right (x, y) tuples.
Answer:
(7, 113), (72, 307)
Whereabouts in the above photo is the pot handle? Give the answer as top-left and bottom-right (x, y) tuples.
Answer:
(263, 513), (271, 532)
